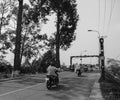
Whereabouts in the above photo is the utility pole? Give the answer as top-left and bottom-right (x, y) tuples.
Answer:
(88, 29), (107, 80)
(99, 37), (105, 80)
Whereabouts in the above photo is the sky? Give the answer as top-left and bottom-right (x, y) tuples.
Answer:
(4, 0), (120, 66)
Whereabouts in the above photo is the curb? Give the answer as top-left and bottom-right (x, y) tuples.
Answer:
(89, 74), (104, 100)
(89, 82), (104, 100)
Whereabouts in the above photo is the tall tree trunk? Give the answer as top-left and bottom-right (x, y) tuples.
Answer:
(14, 0), (23, 71)
(56, 10), (60, 68)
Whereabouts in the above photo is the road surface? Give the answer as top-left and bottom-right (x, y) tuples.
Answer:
(0, 71), (99, 100)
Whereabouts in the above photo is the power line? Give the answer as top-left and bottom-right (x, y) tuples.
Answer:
(107, 0), (116, 34)
(98, 0), (100, 32)
(103, 0), (106, 34)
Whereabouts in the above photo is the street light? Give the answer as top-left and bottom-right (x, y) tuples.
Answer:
(88, 30), (107, 39)
(88, 29), (106, 80)
(88, 30), (100, 38)
(88, 29), (101, 63)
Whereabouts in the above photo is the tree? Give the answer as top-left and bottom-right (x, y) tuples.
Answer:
(107, 58), (120, 75)
(13, 0), (50, 72)
(14, 0), (23, 71)
(0, 0), (51, 74)
(0, 0), (49, 71)
(46, 0), (79, 67)
(20, 2), (50, 64)
(40, 50), (56, 72)
(8, 3), (43, 64)
(6, 0), (78, 73)
(30, 0), (79, 68)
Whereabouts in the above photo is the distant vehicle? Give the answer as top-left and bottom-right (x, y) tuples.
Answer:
(74, 64), (83, 76)
(76, 69), (82, 76)
(84, 66), (88, 72)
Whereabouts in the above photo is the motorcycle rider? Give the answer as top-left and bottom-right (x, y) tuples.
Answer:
(75, 63), (83, 75)
(47, 63), (60, 83)
(75, 63), (80, 72)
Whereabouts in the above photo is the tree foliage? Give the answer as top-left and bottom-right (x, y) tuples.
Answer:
(0, 0), (79, 71)
(47, 0), (79, 50)
(47, 0), (79, 67)
(40, 50), (56, 72)
(0, 0), (17, 56)
(0, 1), (50, 64)
(24, 0), (79, 68)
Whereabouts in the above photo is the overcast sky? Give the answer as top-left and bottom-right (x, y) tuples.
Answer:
(5, 0), (120, 66)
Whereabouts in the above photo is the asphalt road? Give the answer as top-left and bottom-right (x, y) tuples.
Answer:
(0, 71), (99, 100)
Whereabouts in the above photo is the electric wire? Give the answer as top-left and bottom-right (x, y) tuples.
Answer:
(98, 0), (100, 33)
(103, 0), (106, 35)
(107, 0), (116, 34)
(102, 0), (107, 60)
(106, 0), (116, 61)
(98, 0), (101, 57)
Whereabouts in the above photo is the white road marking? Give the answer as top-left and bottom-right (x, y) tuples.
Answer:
(0, 82), (43, 97)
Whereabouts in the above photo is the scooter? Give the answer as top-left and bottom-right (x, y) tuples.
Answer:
(45, 72), (59, 90)
(76, 69), (82, 76)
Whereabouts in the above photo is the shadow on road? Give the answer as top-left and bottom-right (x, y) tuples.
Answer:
(46, 76), (96, 100)
(99, 77), (120, 100)
(79, 74), (87, 77)
(14, 78), (45, 86)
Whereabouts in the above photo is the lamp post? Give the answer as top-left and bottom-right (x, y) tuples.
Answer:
(88, 30), (101, 64)
(88, 30), (105, 80)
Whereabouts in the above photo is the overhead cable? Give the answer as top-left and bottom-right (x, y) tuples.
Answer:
(98, 0), (100, 32)
(103, 0), (106, 35)
(107, 0), (116, 34)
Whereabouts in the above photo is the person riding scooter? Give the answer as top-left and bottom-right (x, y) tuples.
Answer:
(75, 63), (83, 76)
(47, 64), (60, 84)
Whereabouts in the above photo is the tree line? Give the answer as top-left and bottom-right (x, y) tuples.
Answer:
(0, 0), (79, 74)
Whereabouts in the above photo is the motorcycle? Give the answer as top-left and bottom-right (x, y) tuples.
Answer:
(45, 72), (59, 90)
(76, 69), (82, 76)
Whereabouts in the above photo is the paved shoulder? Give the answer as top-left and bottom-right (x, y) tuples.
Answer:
(89, 73), (120, 100)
